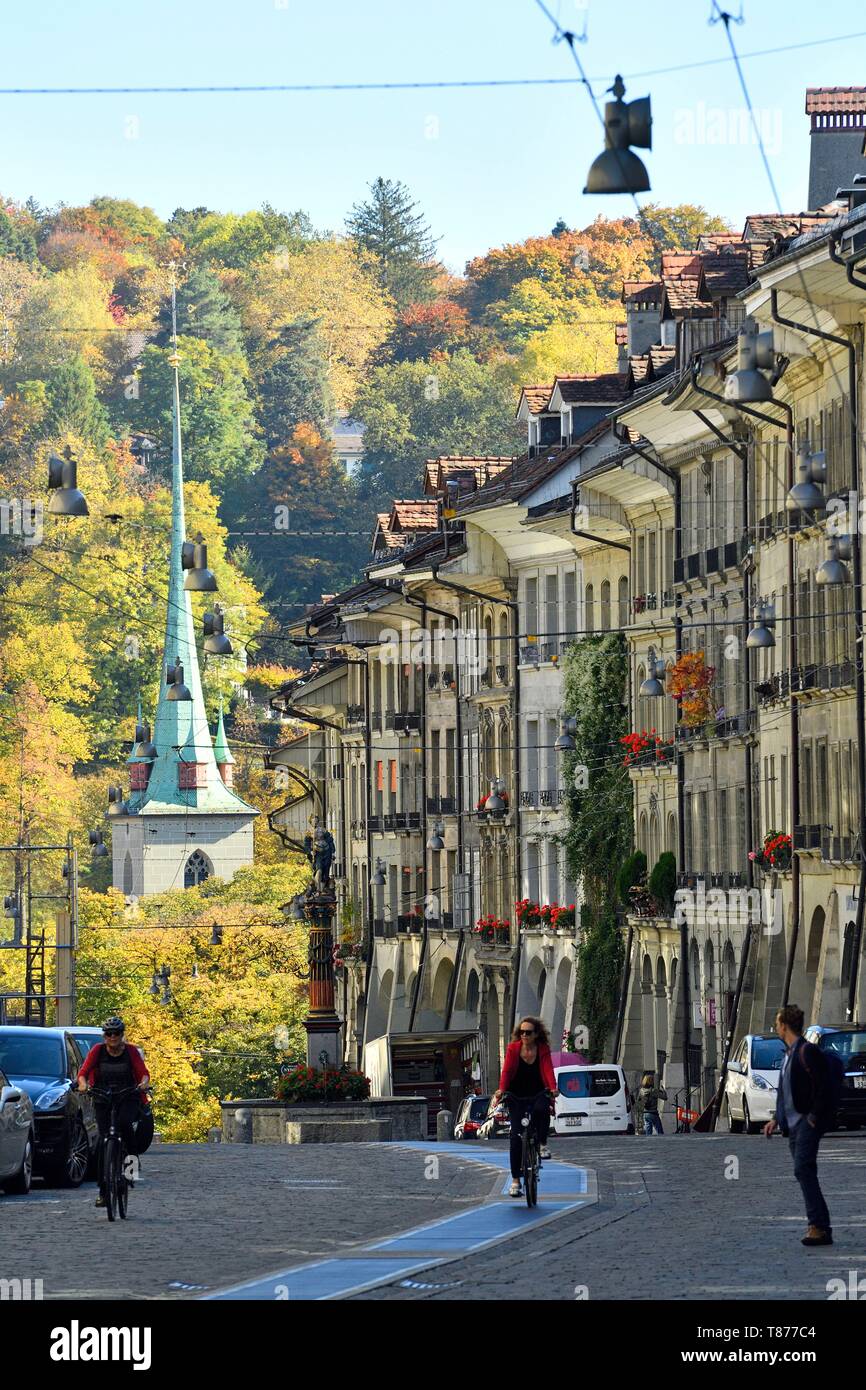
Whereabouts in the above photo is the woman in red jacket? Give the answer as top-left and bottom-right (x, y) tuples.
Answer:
(493, 1016), (556, 1197)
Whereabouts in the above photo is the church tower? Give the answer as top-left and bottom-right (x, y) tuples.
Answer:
(111, 328), (257, 898)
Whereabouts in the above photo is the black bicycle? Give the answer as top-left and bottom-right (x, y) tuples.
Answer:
(89, 1085), (147, 1222)
(502, 1091), (552, 1209)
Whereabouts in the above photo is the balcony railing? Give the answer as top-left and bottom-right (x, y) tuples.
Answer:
(350, 818), (367, 839)
(519, 644), (540, 666)
(821, 834), (858, 865)
(426, 795), (457, 815)
(793, 824), (822, 851)
(395, 811), (421, 832)
(346, 704), (365, 729)
(539, 642), (560, 663)
(367, 815), (383, 832)
(631, 593), (658, 616)
(474, 926), (512, 949)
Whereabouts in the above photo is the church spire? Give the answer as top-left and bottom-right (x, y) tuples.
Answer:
(134, 285), (256, 817)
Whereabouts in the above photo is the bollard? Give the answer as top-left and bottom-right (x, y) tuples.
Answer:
(436, 1108), (453, 1142)
(233, 1107), (253, 1144)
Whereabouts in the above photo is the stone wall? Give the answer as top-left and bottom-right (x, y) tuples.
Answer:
(220, 1096), (427, 1144)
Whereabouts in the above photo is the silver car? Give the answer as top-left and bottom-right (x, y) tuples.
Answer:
(0, 1061), (35, 1194)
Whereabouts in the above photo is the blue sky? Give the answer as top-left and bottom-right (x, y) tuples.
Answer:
(2, 0), (864, 270)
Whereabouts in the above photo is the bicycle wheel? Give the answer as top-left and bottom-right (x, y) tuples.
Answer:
(524, 1134), (538, 1209)
(117, 1153), (129, 1220)
(104, 1138), (120, 1222)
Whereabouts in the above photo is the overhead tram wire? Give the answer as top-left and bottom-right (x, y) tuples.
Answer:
(0, 30), (860, 95)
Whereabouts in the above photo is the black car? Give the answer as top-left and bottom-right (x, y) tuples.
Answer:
(0, 1027), (97, 1185)
(805, 1024), (866, 1129)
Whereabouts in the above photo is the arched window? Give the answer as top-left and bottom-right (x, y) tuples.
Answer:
(649, 812), (660, 869)
(184, 850), (212, 889)
(618, 574), (629, 628)
(690, 938), (700, 991)
(666, 813), (677, 856)
(585, 584), (594, 634)
(600, 580), (611, 631)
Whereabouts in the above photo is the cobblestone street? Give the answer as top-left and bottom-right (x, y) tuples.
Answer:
(3, 1131), (865, 1301)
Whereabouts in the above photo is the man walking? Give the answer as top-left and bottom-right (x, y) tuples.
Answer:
(763, 1005), (833, 1247)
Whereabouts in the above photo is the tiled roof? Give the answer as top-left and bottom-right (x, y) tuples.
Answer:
(627, 346), (676, 388)
(660, 251), (703, 277)
(700, 249), (751, 297)
(622, 279), (661, 304)
(554, 372), (630, 404)
(696, 232), (743, 252)
(806, 87), (866, 114)
(391, 499), (439, 531)
(423, 455), (513, 497)
(661, 275), (713, 317)
(649, 345), (676, 373)
(458, 416), (614, 515)
(517, 385), (553, 416)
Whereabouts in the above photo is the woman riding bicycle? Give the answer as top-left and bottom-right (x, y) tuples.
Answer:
(493, 1016), (556, 1198)
(77, 1016), (150, 1208)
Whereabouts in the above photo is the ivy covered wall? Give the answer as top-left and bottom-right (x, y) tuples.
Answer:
(560, 633), (633, 1059)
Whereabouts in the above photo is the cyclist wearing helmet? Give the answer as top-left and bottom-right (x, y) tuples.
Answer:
(78, 1017), (150, 1207)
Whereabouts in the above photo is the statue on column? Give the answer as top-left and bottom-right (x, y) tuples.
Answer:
(303, 817), (336, 894)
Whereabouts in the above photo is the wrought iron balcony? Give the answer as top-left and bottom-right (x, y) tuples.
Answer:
(367, 815), (383, 832)
(519, 645), (540, 666)
(346, 703), (366, 728)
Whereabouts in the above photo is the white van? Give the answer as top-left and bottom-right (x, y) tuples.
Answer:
(550, 1063), (634, 1135)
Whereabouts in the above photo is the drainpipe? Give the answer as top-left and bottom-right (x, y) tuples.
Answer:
(687, 393), (756, 1129)
(691, 357), (799, 1012)
(610, 439), (679, 1068)
(771, 279), (866, 1020)
(430, 567), (523, 1027)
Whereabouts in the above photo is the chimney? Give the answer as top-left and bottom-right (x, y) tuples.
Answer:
(806, 88), (866, 209)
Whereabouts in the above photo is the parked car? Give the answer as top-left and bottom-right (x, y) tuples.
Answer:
(550, 1063), (634, 1135)
(454, 1094), (509, 1139)
(724, 1033), (784, 1133)
(0, 1027), (97, 1186)
(804, 1024), (866, 1130)
(70, 1026), (146, 1064)
(0, 1062), (35, 1194)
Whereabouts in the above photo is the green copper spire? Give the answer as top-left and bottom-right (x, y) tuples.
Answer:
(127, 695), (146, 765)
(136, 327), (256, 818)
(213, 695), (235, 767)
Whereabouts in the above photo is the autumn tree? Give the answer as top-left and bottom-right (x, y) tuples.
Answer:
(233, 237), (393, 413)
(390, 299), (471, 361)
(638, 203), (732, 271)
